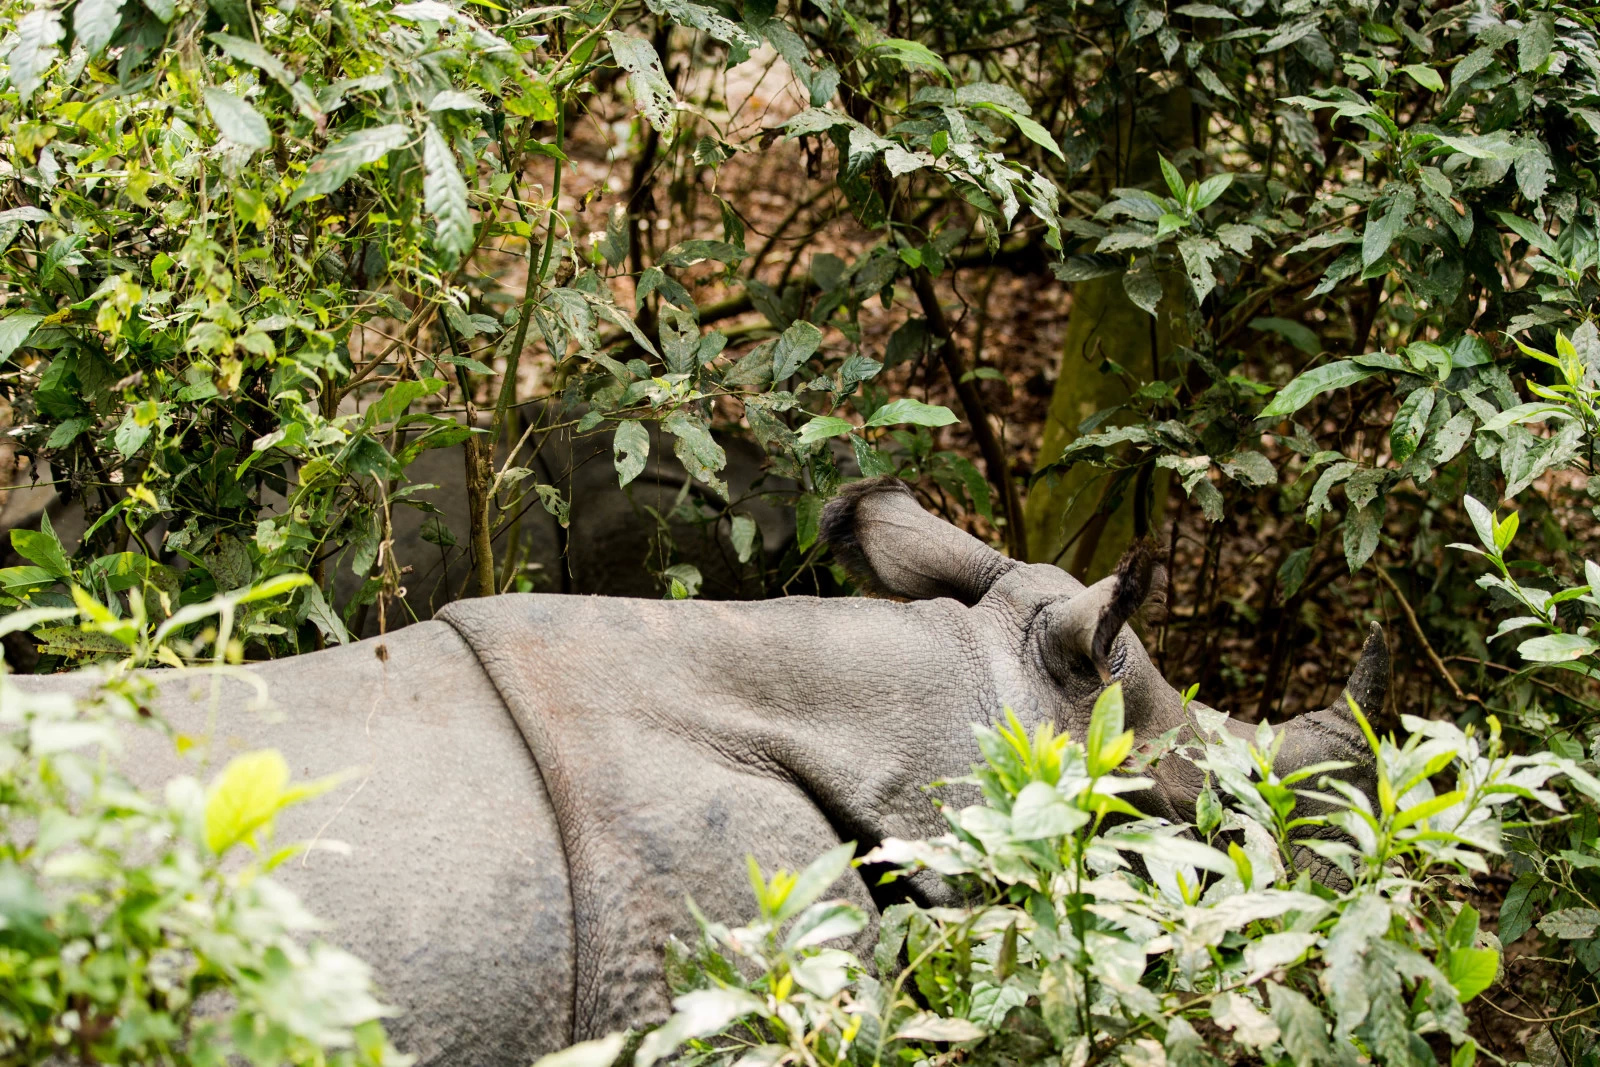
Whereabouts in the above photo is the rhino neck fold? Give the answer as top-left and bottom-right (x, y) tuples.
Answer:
(436, 593), (995, 1040)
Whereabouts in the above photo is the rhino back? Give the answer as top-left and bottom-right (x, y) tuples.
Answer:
(18, 621), (576, 1066)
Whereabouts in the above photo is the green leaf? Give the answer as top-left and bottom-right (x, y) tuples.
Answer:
(367, 377), (445, 425)
(286, 124), (410, 208)
(234, 573), (312, 604)
(423, 121), (473, 262)
(865, 398), (958, 428)
(865, 37), (950, 78)
(207, 32), (321, 120)
(776, 841), (855, 921)
(11, 522), (70, 580)
(1249, 316), (1319, 354)
(1492, 211), (1553, 256)
(531, 1034), (625, 1067)
(1519, 11), (1555, 73)
(1537, 907), (1600, 939)
(74, 0), (124, 54)
(1012, 780), (1089, 838)
(771, 320), (823, 381)
(1194, 172), (1232, 208)
(1343, 503), (1382, 572)
(1362, 193), (1411, 267)
(970, 102), (1064, 160)
(663, 410), (727, 496)
(797, 492), (822, 551)
(1500, 874), (1541, 943)
(613, 420), (649, 488)
(203, 88), (271, 150)
(1085, 683), (1129, 776)
(204, 750), (291, 854)
(1158, 155), (1186, 201)
(0, 313), (42, 364)
(730, 514), (758, 564)
(8, 8), (64, 103)
(798, 416), (855, 446)
(608, 31), (676, 135)
(1517, 633), (1599, 663)
(1444, 947), (1498, 1002)
(1399, 63), (1444, 91)
(1260, 360), (1378, 418)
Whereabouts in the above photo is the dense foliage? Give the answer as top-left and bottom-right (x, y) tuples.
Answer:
(575, 688), (1600, 1067)
(0, 581), (411, 1065)
(5, 0), (1600, 1054)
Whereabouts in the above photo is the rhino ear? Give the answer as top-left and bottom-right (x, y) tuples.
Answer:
(820, 477), (1016, 604)
(1331, 622), (1389, 718)
(1041, 542), (1160, 683)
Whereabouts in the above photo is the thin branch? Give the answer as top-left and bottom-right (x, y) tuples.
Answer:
(1375, 565), (1481, 706)
(907, 266), (1028, 560)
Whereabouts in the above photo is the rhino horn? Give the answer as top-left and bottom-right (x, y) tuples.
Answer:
(821, 477), (1017, 604)
(1329, 621), (1389, 719)
(1043, 541), (1161, 683)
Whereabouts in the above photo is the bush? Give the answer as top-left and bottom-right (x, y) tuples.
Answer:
(0, 586), (408, 1065)
(597, 686), (1600, 1067)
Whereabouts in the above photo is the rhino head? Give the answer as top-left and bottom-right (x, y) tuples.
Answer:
(821, 476), (1385, 832)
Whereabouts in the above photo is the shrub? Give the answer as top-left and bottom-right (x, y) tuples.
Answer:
(583, 685), (1600, 1067)
(0, 585), (408, 1065)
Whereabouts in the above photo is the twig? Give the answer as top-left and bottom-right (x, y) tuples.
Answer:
(1444, 655), (1600, 713)
(1375, 565), (1481, 706)
(907, 266), (1028, 560)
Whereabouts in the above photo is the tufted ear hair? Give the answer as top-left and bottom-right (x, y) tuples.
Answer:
(820, 477), (1017, 605)
(1040, 542), (1161, 683)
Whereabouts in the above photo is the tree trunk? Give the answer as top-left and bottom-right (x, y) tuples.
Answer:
(1024, 89), (1197, 579)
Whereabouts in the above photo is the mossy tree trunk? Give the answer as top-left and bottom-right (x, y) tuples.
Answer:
(1024, 89), (1199, 579)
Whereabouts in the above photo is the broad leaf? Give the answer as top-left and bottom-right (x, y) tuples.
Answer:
(287, 124), (410, 208)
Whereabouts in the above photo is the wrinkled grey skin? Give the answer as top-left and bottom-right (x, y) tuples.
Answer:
(15, 477), (1383, 1066)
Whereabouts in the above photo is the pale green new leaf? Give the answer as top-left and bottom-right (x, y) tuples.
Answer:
(204, 88), (271, 150)
(7, 8), (64, 103)
(423, 122), (473, 261)
(74, 0), (124, 54)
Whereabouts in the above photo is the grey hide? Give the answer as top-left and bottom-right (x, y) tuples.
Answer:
(14, 477), (1386, 1067)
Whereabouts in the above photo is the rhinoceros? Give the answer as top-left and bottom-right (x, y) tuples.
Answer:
(17, 476), (1386, 1066)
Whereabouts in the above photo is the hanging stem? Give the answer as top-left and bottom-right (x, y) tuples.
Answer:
(445, 319), (497, 599)
(493, 93), (567, 439)
(906, 266), (1029, 560)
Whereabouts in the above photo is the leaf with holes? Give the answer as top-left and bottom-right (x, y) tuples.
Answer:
(663, 410), (727, 497)
(608, 32), (675, 135)
(613, 420), (649, 488)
